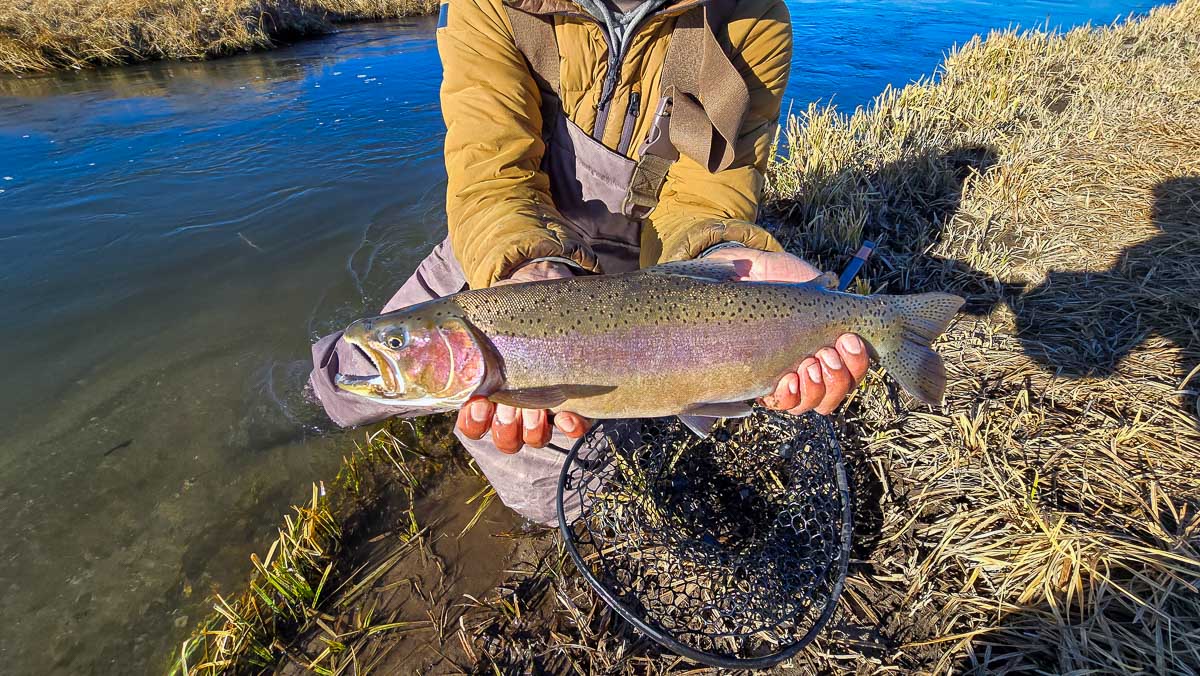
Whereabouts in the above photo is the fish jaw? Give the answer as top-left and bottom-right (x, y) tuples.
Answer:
(336, 326), (404, 399)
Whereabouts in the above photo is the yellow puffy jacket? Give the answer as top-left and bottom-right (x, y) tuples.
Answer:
(437, 0), (790, 289)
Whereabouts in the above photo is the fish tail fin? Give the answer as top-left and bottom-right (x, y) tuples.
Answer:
(876, 292), (965, 406)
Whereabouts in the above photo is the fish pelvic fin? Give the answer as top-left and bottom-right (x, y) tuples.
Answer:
(678, 415), (718, 438)
(877, 292), (965, 406)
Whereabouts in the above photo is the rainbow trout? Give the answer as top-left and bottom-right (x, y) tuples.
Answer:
(335, 260), (964, 423)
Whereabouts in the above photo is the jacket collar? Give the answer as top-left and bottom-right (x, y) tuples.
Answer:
(503, 0), (710, 19)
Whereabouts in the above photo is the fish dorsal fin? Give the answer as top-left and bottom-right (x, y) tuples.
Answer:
(641, 259), (742, 283)
(490, 384), (616, 410)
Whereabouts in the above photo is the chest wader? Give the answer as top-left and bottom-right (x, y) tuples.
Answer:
(504, 0), (749, 272)
(308, 0), (749, 525)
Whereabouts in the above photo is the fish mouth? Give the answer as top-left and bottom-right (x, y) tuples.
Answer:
(336, 333), (402, 398)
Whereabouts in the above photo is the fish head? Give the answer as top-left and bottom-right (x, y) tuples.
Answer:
(336, 307), (489, 409)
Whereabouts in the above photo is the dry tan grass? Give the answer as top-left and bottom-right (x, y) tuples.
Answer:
(175, 1), (1200, 673)
(0, 0), (436, 73)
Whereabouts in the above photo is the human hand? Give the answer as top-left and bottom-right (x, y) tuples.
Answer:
(454, 260), (589, 452)
(704, 247), (870, 415)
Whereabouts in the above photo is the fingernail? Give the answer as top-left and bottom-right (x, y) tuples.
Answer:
(524, 410), (541, 430)
(839, 334), (863, 355)
(495, 406), (515, 424)
(822, 349), (843, 370)
(559, 416), (577, 433)
(807, 364), (822, 383)
(469, 401), (489, 423)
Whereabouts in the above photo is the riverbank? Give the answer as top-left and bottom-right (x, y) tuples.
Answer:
(175, 0), (1200, 672)
(0, 0), (436, 73)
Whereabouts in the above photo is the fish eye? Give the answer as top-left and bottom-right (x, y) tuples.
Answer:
(384, 328), (408, 349)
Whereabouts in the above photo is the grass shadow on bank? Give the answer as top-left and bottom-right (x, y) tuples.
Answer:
(1012, 175), (1200, 424)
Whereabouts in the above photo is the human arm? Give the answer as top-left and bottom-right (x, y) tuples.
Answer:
(438, 0), (600, 290)
(639, 0), (792, 266)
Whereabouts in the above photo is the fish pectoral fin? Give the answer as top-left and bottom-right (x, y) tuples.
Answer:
(641, 259), (742, 283)
(682, 401), (755, 418)
(490, 384), (616, 410)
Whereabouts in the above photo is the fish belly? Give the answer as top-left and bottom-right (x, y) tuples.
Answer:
(487, 315), (838, 419)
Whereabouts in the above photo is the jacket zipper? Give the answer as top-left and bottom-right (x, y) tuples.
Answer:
(616, 91), (641, 156)
(546, 1), (710, 142)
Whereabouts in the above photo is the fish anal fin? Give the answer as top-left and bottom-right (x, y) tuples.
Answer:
(491, 384), (616, 410)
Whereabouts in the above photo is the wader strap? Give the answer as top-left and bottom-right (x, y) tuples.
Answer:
(662, 1), (748, 173)
(622, 0), (747, 218)
(504, 5), (562, 130)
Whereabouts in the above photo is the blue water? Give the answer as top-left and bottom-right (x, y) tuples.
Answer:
(0, 1), (1160, 672)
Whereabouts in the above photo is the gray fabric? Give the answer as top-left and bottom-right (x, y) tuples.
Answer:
(544, 113), (642, 271)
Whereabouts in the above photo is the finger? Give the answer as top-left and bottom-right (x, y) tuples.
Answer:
(815, 347), (853, 415)
(787, 358), (824, 415)
(522, 408), (552, 448)
(762, 371), (800, 411)
(491, 404), (523, 454)
(553, 411), (589, 439)
(837, 334), (870, 384)
(457, 397), (494, 440)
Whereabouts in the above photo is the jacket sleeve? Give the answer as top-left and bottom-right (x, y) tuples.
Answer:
(437, 0), (600, 289)
(642, 0), (792, 266)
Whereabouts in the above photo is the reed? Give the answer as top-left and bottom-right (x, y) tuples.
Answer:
(0, 0), (437, 73)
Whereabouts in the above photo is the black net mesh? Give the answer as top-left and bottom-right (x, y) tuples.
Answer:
(557, 408), (851, 668)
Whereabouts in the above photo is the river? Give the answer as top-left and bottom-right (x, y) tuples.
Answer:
(0, 1), (1158, 673)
